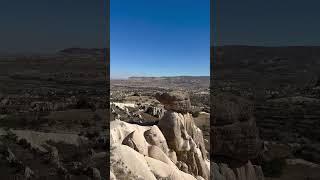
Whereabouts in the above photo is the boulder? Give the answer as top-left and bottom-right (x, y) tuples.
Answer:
(156, 91), (191, 113)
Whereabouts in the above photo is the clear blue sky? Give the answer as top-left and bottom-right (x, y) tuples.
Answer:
(110, 0), (210, 79)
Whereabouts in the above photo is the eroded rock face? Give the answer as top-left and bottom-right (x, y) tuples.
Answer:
(213, 118), (261, 162)
(156, 91), (209, 180)
(110, 90), (210, 180)
(110, 120), (192, 179)
(145, 106), (165, 118)
(122, 131), (149, 156)
(211, 94), (264, 180)
(110, 120), (150, 145)
(110, 144), (197, 180)
(212, 95), (262, 162)
(144, 126), (169, 154)
(158, 112), (197, 152)
(211, 161), (264, 180)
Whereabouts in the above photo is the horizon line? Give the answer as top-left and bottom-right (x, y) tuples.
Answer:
(110, 75), (210, 80)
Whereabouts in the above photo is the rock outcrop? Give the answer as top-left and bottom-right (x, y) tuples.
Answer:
(156, 91), (192, 113)
(211, 94), (264, 180)
(110, 91), (209, 180)
(212, 95), (262, 161)
(111, 144), (197, 180)
(211, 161), (264, 180)
(156, 91), (209, 179)
(145, 106), (165, 118)
(110, 120), (198, 180)
(111, 91), (265, 180)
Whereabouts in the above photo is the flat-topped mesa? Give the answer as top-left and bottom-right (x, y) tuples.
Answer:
(155, 91), (191, 113)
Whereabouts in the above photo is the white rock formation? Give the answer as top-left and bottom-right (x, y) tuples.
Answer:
(110, 119), (206, 180)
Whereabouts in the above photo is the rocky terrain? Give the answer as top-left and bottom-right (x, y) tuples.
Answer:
(110, 72), (268, 179)
(211, 94), (265, 180)
(0, 48), (108, 179)
(111, 76), (210, 140)
(110, 90), (210, 180)
(212, 46), (320, 179)
(114, 76), (209, 90)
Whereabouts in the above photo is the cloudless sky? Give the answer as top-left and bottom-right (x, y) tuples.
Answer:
(0, 0), (107, 54)
(110, 0), (210, 79)
(213, 0), (320, 46)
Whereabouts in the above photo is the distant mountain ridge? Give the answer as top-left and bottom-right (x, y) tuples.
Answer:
(59, 48), (108, 56)
(112, 76), (209, 89)
(128, 76), (209, 80)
